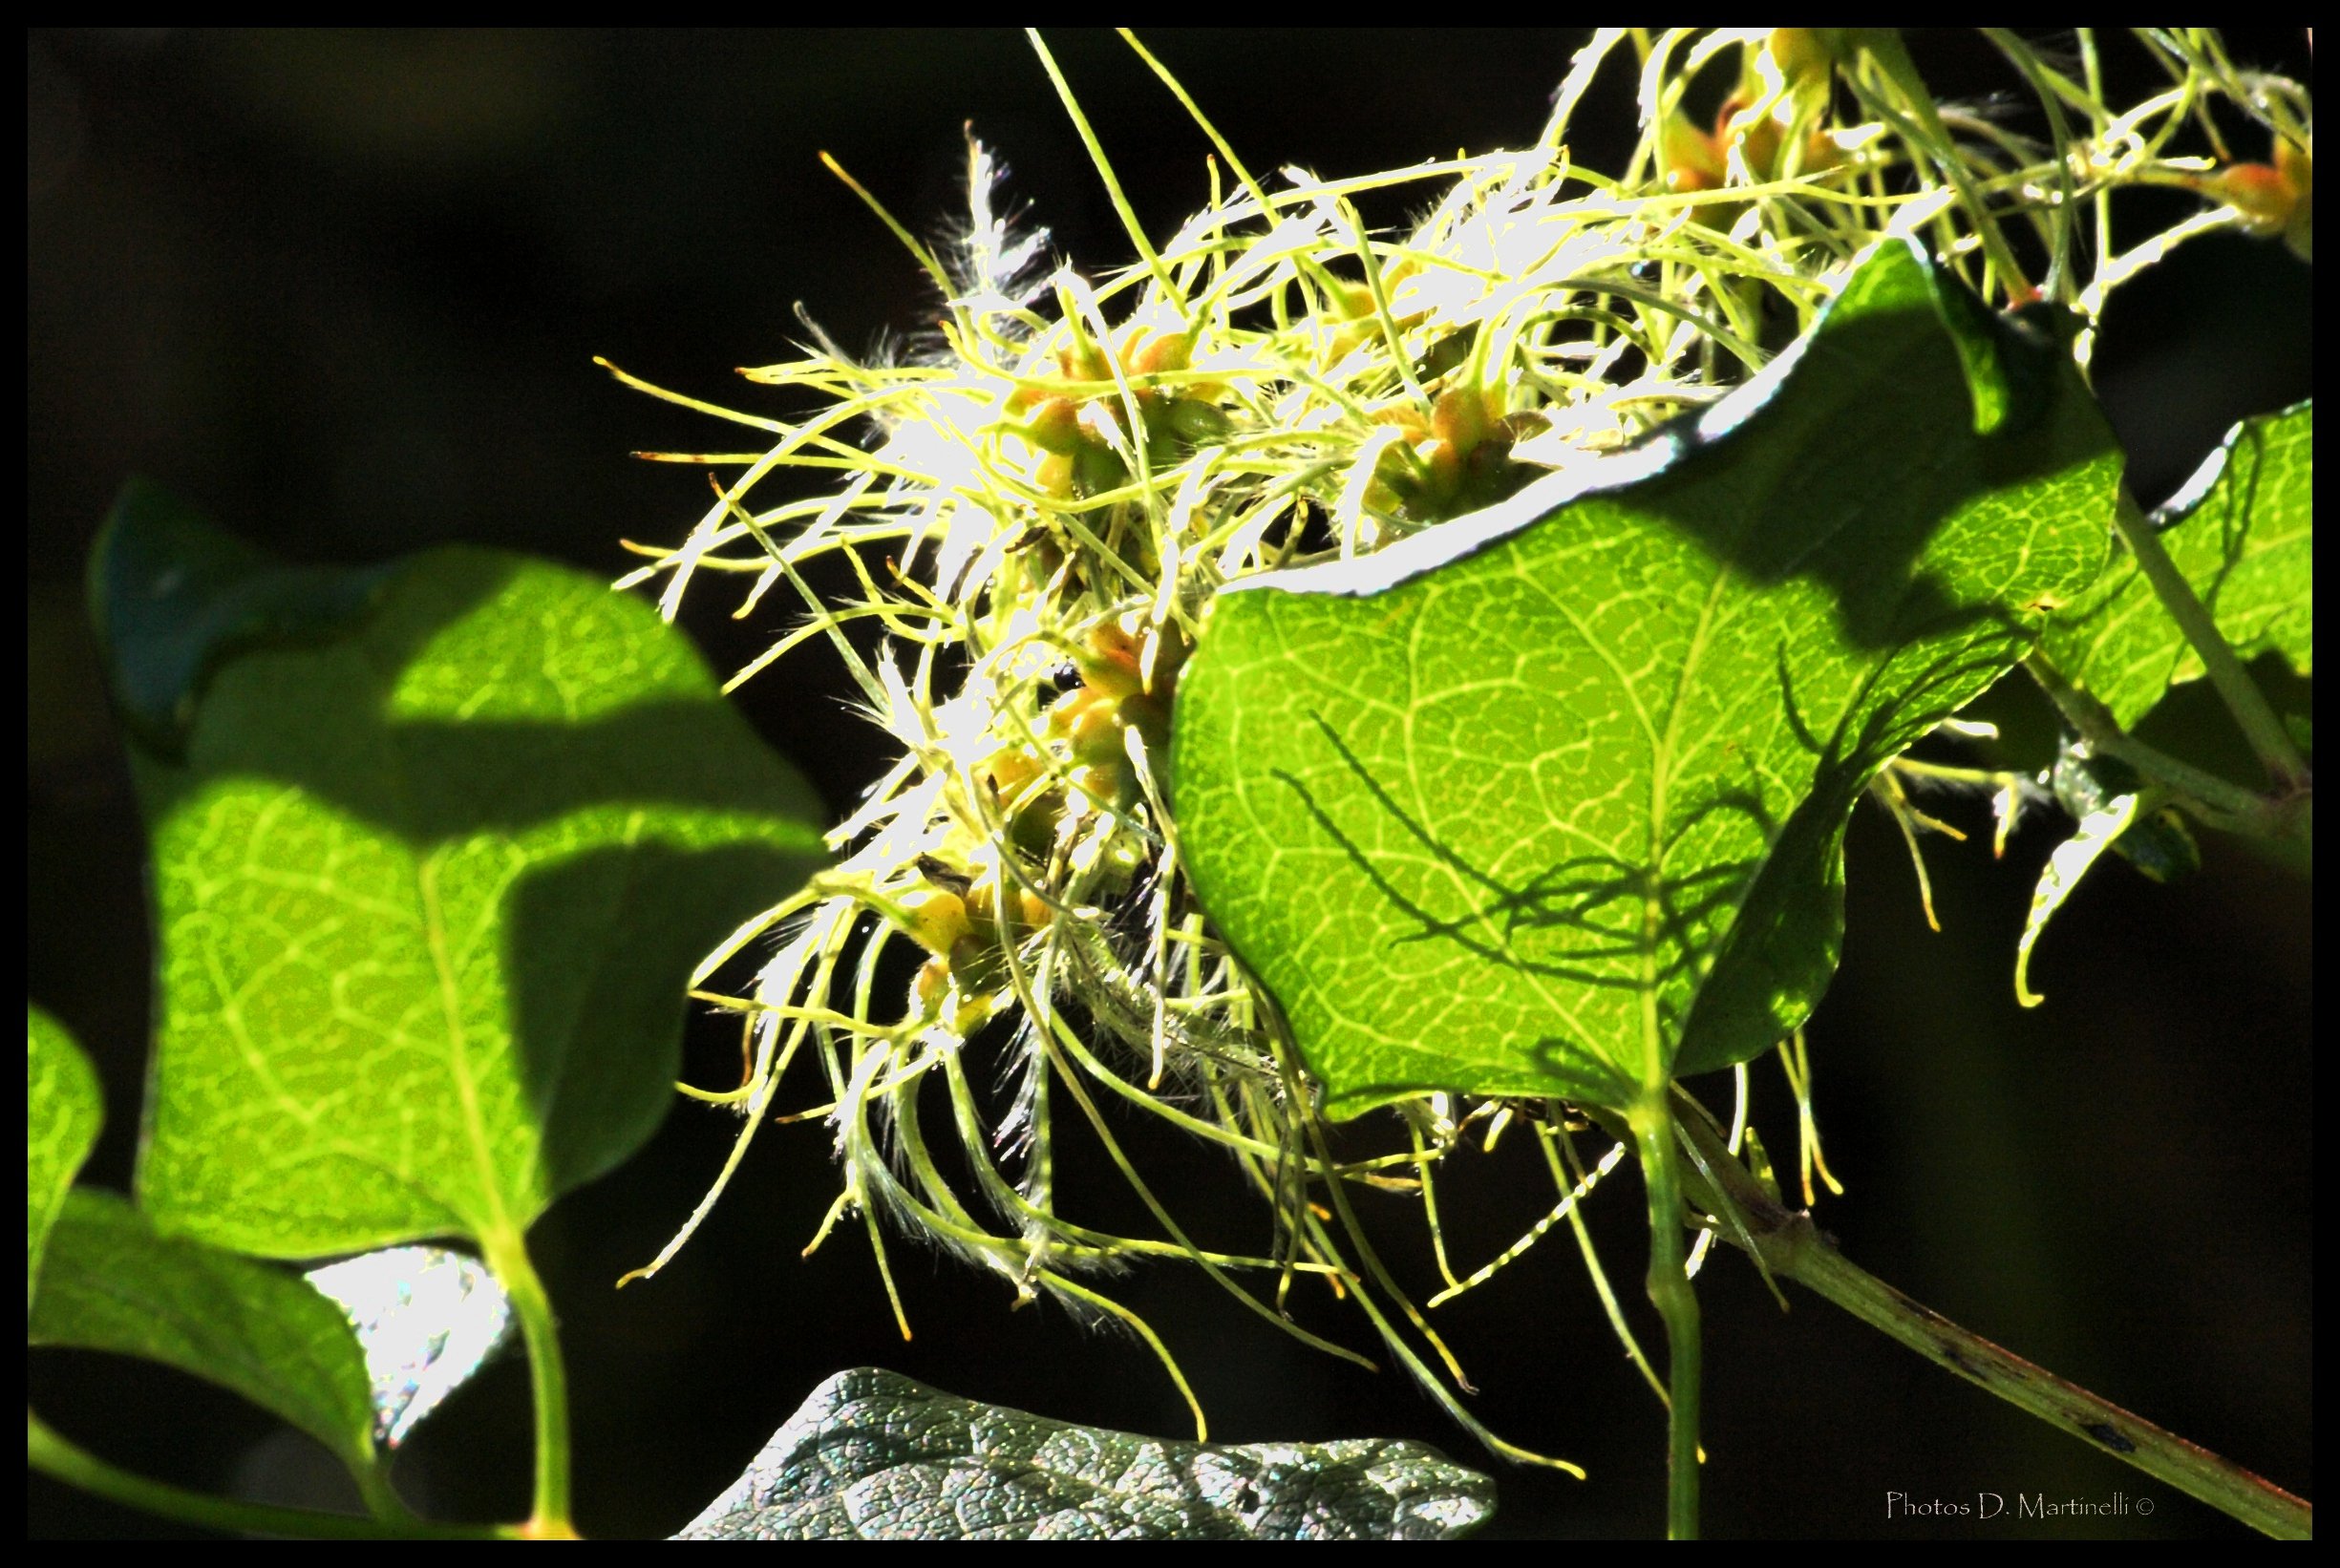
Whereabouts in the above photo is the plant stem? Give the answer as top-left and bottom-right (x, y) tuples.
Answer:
(2107, 490), (2309, 790)
(2024, 650), (2308, 840)
(1783, 1226), (2310, 1538)
(480, 1228), (579, 1539)
(1672, 1110), (2313, 1539)
(27, 1410), (508, 1539)
(1632, 1094), (1703, 1540)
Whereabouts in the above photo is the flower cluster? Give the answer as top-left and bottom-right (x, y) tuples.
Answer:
(608, 30), (2309, 1449)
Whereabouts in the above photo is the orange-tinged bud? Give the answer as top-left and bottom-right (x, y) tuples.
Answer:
(1430, 387), (1497, 454)
(1067, 762), (1128, 810)
(983, 745), (1044, 802)
(1056, 336), (1112, 385)
(1049, 685), (1124, 762)
(1662, 108), (1726, 194)
(2211, 162), (2296, 235)
(1127, 330), (1194, 377)
(1079, 620), (1147, 699)
(1018, 396), (1086, 456)
(913, 956), (950, 1012)
(1734, 111), (1785, 183)
(1048, 683), (1106, 726)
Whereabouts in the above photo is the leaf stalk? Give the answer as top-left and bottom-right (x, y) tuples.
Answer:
(481, 1231), (579, 1539)
(26, 1410), (507, 1540)
(1670, 1107), (2313, 1539)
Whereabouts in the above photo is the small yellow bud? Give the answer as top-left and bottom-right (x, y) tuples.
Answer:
(1429, 387), (1496, 455)
(898, 889), (970, 957)
(1127, 329), (1193, 377)
(1017, 396), (1086, 456)
(1661, 108), (1726, 194)
(1077, 620), (1147, 700)
(1050, 685), (1126, 764)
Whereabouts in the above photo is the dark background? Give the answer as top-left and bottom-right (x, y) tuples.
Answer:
(28, 29), (2311, 1540)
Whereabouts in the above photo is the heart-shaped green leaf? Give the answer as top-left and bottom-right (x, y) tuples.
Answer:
(27, 1005), (103, 1311)
(96, 488), (826, 1259)
(2043, 401), (2312, 730)
(1173, 242), (2120, 1116)
(31, 1188), (382, 1481)
(676, 1367), (1494, 1540)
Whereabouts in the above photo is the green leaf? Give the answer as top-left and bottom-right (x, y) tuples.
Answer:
(675, 1367), (1495, 1540)
(96, 491), (827, 1258)
(27, 1005), (103, 1311)
(2043, 402), (2312, 731)
(30, 1188), (381, 1480)
(90, 479), (387, 759)
(1173, 241), (2120, 1116)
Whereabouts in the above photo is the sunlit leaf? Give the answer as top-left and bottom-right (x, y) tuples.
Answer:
(27, 1005), (103, 1311)
(1174, 242), (2119, 1115)
(2044, 402), (2312, 731)
(93, 487), (827, 1259)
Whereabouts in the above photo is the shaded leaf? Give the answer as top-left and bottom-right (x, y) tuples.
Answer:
(94, 493), (827, 1259)
(30, 1188), (380, 1480)
(27, 1005), (103, 1311)
(305, 1244), (513, 1447)
(1174, 242), (2119, 1115)
(676, 1367), (1494, 1540)
(2044, 402), (2312, 731)
(90, 479), (385, 759)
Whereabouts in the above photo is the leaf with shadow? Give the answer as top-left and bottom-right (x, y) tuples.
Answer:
(1173, 242), (2122, 1116)
(28, 1004), (104, 1310)
(2042, 400), (2312, 731)
(32, 1190), (383, 1485)
(92, 486), (827, 1260)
